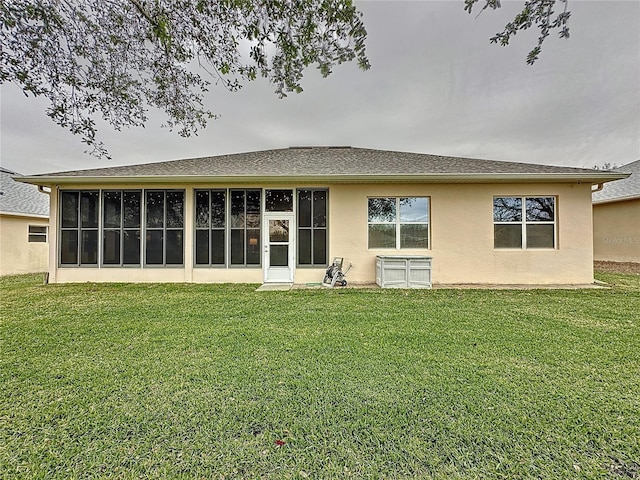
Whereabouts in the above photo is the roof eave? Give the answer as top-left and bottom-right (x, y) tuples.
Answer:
(16, 172), (629, 186)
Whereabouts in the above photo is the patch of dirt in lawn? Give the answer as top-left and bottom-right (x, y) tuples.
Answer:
(595, 261), (640, 275)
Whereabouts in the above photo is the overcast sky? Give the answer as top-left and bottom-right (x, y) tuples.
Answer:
(1, 0), (638, 175)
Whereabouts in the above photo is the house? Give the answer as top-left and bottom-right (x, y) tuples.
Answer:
(18, 147), (627, 286)
(592, 160), (640, 263)
(0, 167), (50, 275)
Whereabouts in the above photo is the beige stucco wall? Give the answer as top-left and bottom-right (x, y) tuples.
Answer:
(593, 198), (640, 262)
(0, 214), (49, 275)
(47, 181), (595, 285)
(330, 182), (594, 285)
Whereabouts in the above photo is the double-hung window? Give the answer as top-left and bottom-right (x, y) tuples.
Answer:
(298, 189), (328, 266)
(368, 197), (429, 249)
(493, 196), (556, 249)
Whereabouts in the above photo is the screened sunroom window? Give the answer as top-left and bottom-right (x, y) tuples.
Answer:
(298, 189), (327, 266)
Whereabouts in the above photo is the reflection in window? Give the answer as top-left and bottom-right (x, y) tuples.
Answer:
(368, 197), (429, 249)
(103, 191), (141, 265)
(494, 196), (555, 249)
(265, 189), (294, 212)
(298, 189), (328, 266)
(145, 190), (184, 265)
(230, 189), (261, 266)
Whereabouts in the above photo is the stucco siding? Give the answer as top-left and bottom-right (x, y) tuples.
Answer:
(47, 181), (595, 285)
(593, 198), (640, 262)
(0, 214), (49, 275)
(329, 183), (594, 285)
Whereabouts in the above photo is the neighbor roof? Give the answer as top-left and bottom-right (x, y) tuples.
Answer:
(592, 160), (640, 204)
(18, 147), (627, 185)
(0, 167), (50, 217)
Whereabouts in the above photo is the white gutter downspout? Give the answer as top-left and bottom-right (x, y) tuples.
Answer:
(591, 183), (604, 193)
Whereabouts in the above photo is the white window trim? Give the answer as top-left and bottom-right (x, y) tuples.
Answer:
(367, 197), (430, 250)
(493, 196), (557, 250)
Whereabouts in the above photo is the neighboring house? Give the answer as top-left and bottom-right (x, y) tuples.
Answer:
(592, 160), (640, 263)
(18, 147), (626, 285)
(0, 167), (50, 275)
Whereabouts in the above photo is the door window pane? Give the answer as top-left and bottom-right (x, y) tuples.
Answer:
(269, 220), (289, 242)
(270, 245), (288, 266)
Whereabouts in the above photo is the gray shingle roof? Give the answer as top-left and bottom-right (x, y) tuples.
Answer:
(18, 147), (626, 184)
(592, 160), (640, 203)
(0, 167), (50, 217)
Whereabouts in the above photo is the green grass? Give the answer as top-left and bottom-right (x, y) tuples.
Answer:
(1, 273), (638, 479)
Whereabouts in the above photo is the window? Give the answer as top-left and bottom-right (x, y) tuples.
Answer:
(145, 190), (184, 265)
(28, 225), (48, 243)
(368, 197), (429, 249)
(265, 189), (294, 212)
(195, 190), (226, 266)
(103, 191), (141, 265)
(493, 196), (556, 249)
(298, 189), (328, 266)
(60, 191), (99, 265)
(230, 189), (261, 266)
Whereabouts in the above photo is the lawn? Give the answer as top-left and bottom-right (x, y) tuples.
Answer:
(1, 273), (638, 479)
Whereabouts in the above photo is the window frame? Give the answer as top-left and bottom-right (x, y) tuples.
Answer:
(297, 188), (328, 267)
(144, 189), (185, 267)
(59, 190), (100, 266)
(28, 225), (48, 243)
(493, 196), (557, 250)
(229, 189), (262, 268)
(367, 197), (430, 250)
(194, 189), (227, 268)
(101, 190), (142, 267)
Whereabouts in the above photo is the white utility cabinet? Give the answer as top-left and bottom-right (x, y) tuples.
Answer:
(375, 255), (432, 289)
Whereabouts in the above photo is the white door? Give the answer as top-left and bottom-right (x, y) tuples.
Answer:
(263, 212), (295, 283)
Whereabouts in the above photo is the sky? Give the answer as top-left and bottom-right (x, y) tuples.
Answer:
(1, 0), (639, 175)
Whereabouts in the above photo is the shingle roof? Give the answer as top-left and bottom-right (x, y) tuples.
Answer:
(592, 160), (640, 203)
(0, 167), (50, 217)
(18, 147), (626, 185)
